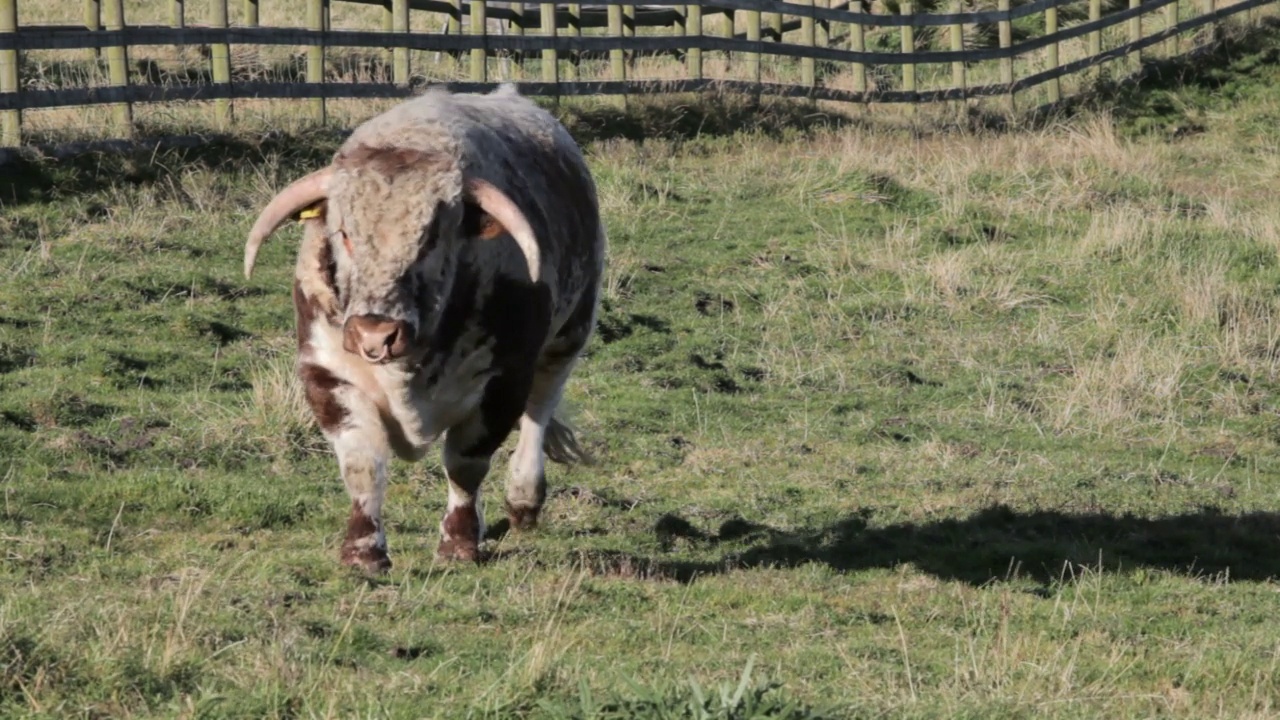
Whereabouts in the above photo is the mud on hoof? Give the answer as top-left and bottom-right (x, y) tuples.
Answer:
(504, 501), (543, 531)
(340, 543), (392, 574)
(341, 502), (391, 574)
(438, 505), (483, 562)
(436, 536), (482, 562)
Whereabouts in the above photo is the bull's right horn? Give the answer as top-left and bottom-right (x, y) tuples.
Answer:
(465, 177), (541, 283)
(244, 166), (334, 279)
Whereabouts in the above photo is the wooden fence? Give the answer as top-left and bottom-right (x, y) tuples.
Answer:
(0, 0), (1274, 146)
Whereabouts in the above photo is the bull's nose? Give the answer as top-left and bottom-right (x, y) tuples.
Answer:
(342, 314), (412, 363)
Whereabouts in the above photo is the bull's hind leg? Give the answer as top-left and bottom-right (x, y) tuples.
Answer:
(299, 362), (392, 574)
(506, 284), (597, 530)
(437, 373), (531, 561)
(505, 347), (591, 530)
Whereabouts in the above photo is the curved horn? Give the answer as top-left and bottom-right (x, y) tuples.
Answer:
(244, 166), (334, 279)
(465, 178), (541, 283)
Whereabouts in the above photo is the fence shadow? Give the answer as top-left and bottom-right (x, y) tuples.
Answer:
(557, 90), (858, 144)
(1025, 15), (1280, 132)
(573, 503), (1280, 587)
(0, 89), (855, 207)
(0, 130), (344, 207)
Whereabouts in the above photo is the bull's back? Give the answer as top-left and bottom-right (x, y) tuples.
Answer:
(452, 94), (605, 333)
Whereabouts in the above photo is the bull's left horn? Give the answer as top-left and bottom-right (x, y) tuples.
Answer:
(465, 178), (541, 283)
(244, 166), (334, 279)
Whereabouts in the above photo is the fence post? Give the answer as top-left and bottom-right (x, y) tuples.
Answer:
(1128, 0), (1141, 70)
(85, 0), (102, 59)
(307, 0), (326, 123)
(104, 0), (132, 136)
(816, 0), (829, 48)
(762, 7), (783, 40)
(508, 1), (522, 35)
(901, 1), (915, 111)
(566, 3), (579, 80)
(721, 9), (734, 65)
(211, 0), (232, 128)
(850, 2), (866, 98)
(541, 1), (557, 100)
(949, 0), (964, 119)
(470, 0), (487, 81)
(449, 0), (461, 36)
(1164, 0), (1177, 56)
(1088, 0), (1101, 79)
(998, 0), (1014, 114)
(0, 0), (18, 147)
(510, 1), (524, 67)
(1045, 4), (1059, 104)
(687, 3), (703, 79)
(746, 8), (761, 82)
(244, 0), (259, 26)
(623, 5), (635, 71)
(800, 0), (815, 89)
(608, 4), (624, 92)
(380, 0), (391, 74)
(392, 0), (409, 84)
(170, 0), (187, 60)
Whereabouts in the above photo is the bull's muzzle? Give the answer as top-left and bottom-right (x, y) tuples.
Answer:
(343, 314), (413, 364)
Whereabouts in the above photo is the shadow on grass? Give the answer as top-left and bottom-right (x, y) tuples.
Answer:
(575, 504), (1280, 587)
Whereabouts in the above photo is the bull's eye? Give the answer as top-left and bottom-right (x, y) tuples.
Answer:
(415, 209), (444, 265)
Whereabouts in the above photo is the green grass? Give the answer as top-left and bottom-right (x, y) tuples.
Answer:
(3, 26), (1280, 719)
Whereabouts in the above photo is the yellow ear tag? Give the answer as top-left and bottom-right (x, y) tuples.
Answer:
(297, 206), (324, 224)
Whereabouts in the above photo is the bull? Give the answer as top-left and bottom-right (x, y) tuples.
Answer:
(243, 85), (605, 573)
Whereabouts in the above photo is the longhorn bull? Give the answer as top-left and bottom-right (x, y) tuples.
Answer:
(244, 85), (605, 572)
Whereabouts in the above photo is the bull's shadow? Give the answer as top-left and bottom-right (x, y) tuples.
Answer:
(573, 504), (1280, 587)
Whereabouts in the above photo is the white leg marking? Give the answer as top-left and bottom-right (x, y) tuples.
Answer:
(508, 413), (550, 512)
(326, 393), (393, 567)
(507, 360), (575, 514)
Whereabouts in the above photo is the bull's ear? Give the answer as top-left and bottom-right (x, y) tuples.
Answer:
(461, 200), (506, 240)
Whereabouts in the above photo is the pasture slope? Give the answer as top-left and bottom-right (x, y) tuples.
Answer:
(4, 21), (1280, 720)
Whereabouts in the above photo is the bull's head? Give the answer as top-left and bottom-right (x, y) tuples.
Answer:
(244, 145), (541, 365)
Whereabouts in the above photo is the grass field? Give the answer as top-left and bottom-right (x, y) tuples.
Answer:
(3, 20), (1280, 719)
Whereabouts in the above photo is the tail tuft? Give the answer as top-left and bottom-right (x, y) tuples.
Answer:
(543, 415), (595, 466)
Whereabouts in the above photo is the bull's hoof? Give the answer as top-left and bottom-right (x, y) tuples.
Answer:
(504, 502), (542, 531)
(436, 537), (481, 563)
(340, 544), (392, 574)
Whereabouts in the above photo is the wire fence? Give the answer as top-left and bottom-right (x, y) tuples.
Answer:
(0, 0), (1275, 146)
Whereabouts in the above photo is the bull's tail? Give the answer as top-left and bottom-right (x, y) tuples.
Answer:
(543, 413), (595, 466)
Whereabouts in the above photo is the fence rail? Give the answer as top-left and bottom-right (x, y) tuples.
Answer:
(0, 0), (1274, 146)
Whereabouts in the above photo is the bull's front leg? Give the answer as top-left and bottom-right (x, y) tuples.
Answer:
(437, 373), (531, 561)
(299, 362), (393, 574)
